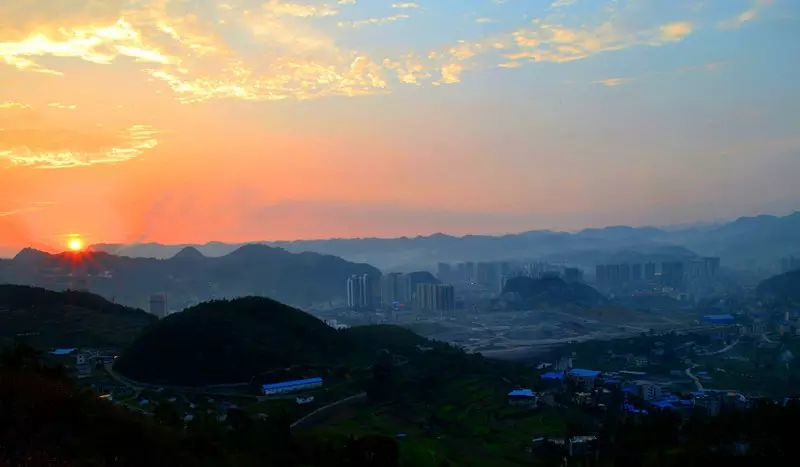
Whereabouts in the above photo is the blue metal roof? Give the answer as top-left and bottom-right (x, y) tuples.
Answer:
(703, 314), (734, 323)
(540, 371), (565, 380)
(49, 348), (77, 356)
(262, 377), (322, 391)
(508, 389), (536, 398)
(568, 368), (601, 378)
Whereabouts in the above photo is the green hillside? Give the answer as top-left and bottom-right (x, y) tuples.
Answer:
(0, 284), (156, 349)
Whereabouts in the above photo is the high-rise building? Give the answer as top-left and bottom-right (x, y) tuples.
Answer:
(476, 262), (501, 290)
(414, 283), (455, 313)
(644, 263), (657, 281)
(346, 274), (372, 311)
(631, 264), (642, 282)
(149, 293), (167, 318)
(661, 262), (685, 288)
(781, 256), (800, 273)
(619, 264), (631, 284)
(381, 272), (410, 307)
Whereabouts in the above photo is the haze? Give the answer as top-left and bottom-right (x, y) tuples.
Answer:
(1, 0), (799, 254)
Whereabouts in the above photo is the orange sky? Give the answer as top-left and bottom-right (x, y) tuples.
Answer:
(2, 1), (799, 255)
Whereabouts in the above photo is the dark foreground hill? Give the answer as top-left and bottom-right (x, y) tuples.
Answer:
(757, 270), (800, 303)
(502, 276), (607, 308)
(114, 296), (432, 386)
(0, 244), (380, 310)
(0, 285), (155, 349)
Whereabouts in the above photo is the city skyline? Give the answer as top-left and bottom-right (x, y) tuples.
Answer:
(2, 0), (799, 253)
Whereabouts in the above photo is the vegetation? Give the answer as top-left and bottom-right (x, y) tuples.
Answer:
(503, 276), (607, 308)
(757, 269), (800, 304)
(0, 284), (155, 349)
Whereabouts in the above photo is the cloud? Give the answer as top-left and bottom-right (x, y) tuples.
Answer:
(337, 14), (410, 28)
(0, 124), (159, 169)
(0, 0), (706, 103)
(0, 201), (56, 217)
(476, 17), (496, 24)
(659, 21), (693, 42)
(0, 101), (30, 110)
(719, 0), (772, 29)
(47, 102), (77, 110)
(0, 18), (174, 75)
(392, 2), (420, 9)
(593, 76), (634, 87)
(551, 0), (577, 8)
(263, 0), (339, 18)
(438, 63), (463, 84)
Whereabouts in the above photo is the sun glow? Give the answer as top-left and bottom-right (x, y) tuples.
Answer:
(67, 237), (84, 252)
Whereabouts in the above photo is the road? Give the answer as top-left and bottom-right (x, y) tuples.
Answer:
(698, 337), (740, 356)
(290, 392), (367, 430)
(685, 364), (704, 391)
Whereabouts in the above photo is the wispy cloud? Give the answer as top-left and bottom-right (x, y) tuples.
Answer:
(0, 125), (159, 169)
(392, 2), (420, 9)
(337, 14), (410, 28)
(0, 201), (56, 217)
(719, 0), (772, 29)
(593, 76), (634, 87)
(551, 0), (577, 8)
(0, 101), (31, 110)
(47, 102), (77, 110)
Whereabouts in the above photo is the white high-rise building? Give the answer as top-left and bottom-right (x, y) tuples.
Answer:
(346, 274), (371, 310)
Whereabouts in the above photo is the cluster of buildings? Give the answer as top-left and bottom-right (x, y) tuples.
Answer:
(437, 260), (584, 292)
(595, 257), (720, 293)
(781, 256), (800, 273)
(346, 272), (455, 313)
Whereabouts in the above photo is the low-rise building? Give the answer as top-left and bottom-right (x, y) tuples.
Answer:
(262, 377), (323, 396)
(567, 368), (601, 391)
(508, 389), (538, 407)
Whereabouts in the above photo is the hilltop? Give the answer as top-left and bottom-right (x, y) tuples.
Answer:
(114, 296), (434, 386)
(0, 285), (155, 349)
(502, 276), (607, 308)
(757, 269), (800, 304)
(0, 244), (380, 310)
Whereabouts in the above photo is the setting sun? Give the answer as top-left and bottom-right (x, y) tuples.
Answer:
(67, 237), (84, 252)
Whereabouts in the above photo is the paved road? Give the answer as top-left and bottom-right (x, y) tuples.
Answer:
(685, 364), (704, 391)
(698, 338), (740, 356)
(291, 392), (367, 430)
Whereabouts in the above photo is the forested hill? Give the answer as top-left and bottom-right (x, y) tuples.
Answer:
(757, 269), (800, 304)
(502, 276), (607, 308)
(114, 296), (436, 386)
(0, 284), (155, 349)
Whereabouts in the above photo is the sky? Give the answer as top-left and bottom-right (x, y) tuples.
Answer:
(1, 0), (799, 254)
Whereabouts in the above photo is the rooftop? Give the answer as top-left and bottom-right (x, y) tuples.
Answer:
(508, 389), (536, 398)
(568, 368), (601, 378)
(262, 377), (323, 391)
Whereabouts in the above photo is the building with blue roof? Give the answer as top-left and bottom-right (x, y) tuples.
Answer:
(567, 368), (601, 390)
(540, 371), (565, 381)
(508, 388), (538, 407)
(49, 348), (77, 356)
(262, 377), (323, 396)
(703, 314), (735, 324)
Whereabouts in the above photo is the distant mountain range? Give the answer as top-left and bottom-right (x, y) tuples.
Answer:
(86, 211), (800, 274)
(0, 245), (379, 311)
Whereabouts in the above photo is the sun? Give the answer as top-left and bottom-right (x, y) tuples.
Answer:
(67, 237), (84, 252)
